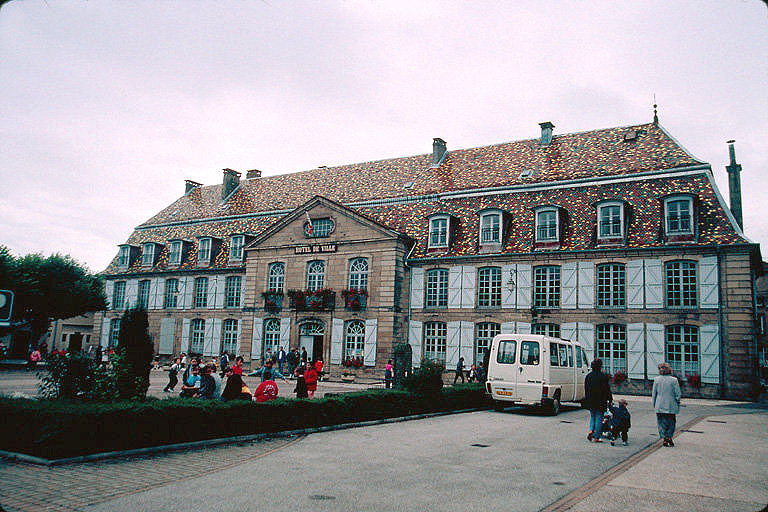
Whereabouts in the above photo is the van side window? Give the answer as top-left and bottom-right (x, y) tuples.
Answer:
(550, 342), (560, 367)
(575, 346), (583, 368)
(568, 346), (574, 367)
(582, 350), (590, 367)
(496, 341), (517, 364)
(520, 341), (540, 365)
(558, 344), (568, 367)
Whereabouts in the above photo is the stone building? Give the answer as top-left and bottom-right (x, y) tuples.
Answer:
(93, 119), (762, 399)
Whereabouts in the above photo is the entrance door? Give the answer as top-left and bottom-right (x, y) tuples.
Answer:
(68, 333), (83, 352)
(312, 335), (324, 363)
(299, 335), (314, 361)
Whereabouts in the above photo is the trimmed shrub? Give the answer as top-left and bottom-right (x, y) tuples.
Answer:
(401, 358), (444, 396)
(116, 308), (154, 400)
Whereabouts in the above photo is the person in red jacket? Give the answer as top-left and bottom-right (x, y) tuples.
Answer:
(314, 359), (324, 382)
(252, 379), (279, 402)
(304, 364), (319, 399)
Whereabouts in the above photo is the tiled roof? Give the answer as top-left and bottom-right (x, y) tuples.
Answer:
(139, 122), (700, 227)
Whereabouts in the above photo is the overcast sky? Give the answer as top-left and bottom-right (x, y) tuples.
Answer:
(1, 1), (766, 272)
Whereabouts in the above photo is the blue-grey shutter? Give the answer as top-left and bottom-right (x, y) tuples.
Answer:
(627, 260), (644, 308)
(699, 257), (719, 309)
(460, 321), (474, 363)
(501, 265), (516, 308)
(644, 259), (663, 309)
(500, 322), (515, 334)
(251, 317), (263, 361)
(516, 264), (532, 309)
(100, 317), (110, 348)
(181, 277), (193, 309)
(158, 318), (175, 355)
(626, 323), (645, 380)
(331, 317), (344, 365)
(148, 278), (159, 309)
(364, 318), (378, 367)
(646, 324), (664, 378)
(577, 322), (595, 359)
(446, 321), (461, 367)
(448, 267), (462, 308)
(105, 281), (114, 311)
(235, 319), (242, 355)
(561, 322), (577, 343)
(561, 262), (577, 309)
(204, 318), (217, 356)
(212, 318), (223, 356)
(207, 277), (217, 309)
(577, 261), (595, 308)
(461, 266), (476, 309)
(410, 268), (424, 308)
(181, 318), (190, 353)
(516, 322), (531, 334)
(279, 317), (291, 352)
(215, 276), (226, 309)
(700, 324), (720, 384)
(408, 320), (423, 367)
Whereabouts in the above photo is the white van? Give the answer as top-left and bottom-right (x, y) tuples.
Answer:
(485, 334), (589, 415)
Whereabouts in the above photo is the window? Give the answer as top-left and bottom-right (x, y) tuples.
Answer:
(520, 341), (540, 365)
(598, 203), (623, 238)
(666, 260), (697, 308)
(112, 281), (126, 310)
(268, 262), (285, 292)
(425, 268), (449, 308)
(348, 258), (369, 290)
(300, 321), (324, 336)
(137, 280), (151, 309)
(190, 319), (205, 354)
(306, 260), (325, 291)
(198, 238), (212, 264)
(423, 322), (447, 364)
(305, 218), (334, 238)
(596, 324), (627, 374)
(535, 208), (558, 242)
(194, 277), (208, 308)
(666, 325), (699, 376)
(480, 211), (502, 244)
(558, 344), (570, 367)
(475, 322), (500, 365)
(344, 320), (365, 359)
(496, 340), (517, 364)
(534, 266), (560, 308)
(118, 246), (130, 268)
(263, 318), (280, 357)
(550, 342), (560, 366)
(225, 276), (242, 308)
(221, 319), (238, 354)
(477, 267), (502, 307)
(428, 216), (449, 248)
(597, 263), (626, 308)
(169, 241), (182, 265)
(164, 279), (178, 309)
(532, 323), (560, 338)
(229, 235), (245, 261)
(142, 243), (155, 266)
(665, 197), (693, 235)
(109, 318), (120, 348)
(575, 346), (583, 368)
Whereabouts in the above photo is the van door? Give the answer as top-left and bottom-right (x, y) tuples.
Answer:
(575, 345), (588, 400)
(518, 339), (542, 403)
(493, 338), (519, 400)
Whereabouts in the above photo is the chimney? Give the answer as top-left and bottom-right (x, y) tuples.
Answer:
(725, 140), (744, 230)
(539, 122), (555, 145)
(432, 138), (447, 166)
(222, 168), (241, 199)
(185, 180), (202, 194)
(246, 169), (262, 179)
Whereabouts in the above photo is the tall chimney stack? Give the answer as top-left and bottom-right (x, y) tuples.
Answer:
(725, 140), (744, 230)
(432, 138), (447, 166)
(539, 121), (555, 145)
(222, 168), (241, 199)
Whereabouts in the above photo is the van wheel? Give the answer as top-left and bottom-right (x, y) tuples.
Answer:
(493, 400), (505, 412)
(547, 397), (561, 416)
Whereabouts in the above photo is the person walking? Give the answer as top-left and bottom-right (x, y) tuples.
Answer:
(164, 357), (181, 392)
(584, 358), (612, 443)
(219, 351), (230, 376)
(454, 357), (465, 384)
(276, 346), (286, 375)
(300, 347), (308, 365)
(384, 359), (393, 389)
(652, 362), (682, 447)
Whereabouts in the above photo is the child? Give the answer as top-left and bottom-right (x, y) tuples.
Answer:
(294, 365), (308, 399)
(608, 399), (631, 446)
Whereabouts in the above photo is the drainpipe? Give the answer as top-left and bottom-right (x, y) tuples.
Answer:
(717, 248), (726, 399)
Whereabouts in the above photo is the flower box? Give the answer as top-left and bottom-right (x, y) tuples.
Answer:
(262, 291), (283, 313)
(341, 288), (368, 310)
(288, 289), (336, 311)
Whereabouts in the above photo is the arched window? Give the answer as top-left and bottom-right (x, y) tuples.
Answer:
(596, 324), (627, 375)
(348, 258), (369, 290)
(477, 267), (502, 307)
(475, 322), (500, 365)
(263, 318), (281, 357)
(306, 260), (325, 291)
(424, 322), (447, 364)
(425, 268), (449, 308)
(666, 325), (699, 376)
(344, 320), (365, 359)
(268, 262), (285, 292)
(299, 321), (325, 335)
(221, 319), (238, 353)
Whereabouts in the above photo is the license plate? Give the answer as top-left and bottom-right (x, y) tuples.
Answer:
(496, 390), (514, 396)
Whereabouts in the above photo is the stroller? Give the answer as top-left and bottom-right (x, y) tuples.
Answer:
(601, 401), (631, 444)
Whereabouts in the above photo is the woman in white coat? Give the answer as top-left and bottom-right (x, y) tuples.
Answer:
(652, 362), (682, 447)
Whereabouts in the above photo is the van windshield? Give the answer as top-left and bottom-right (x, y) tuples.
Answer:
(520, 341), (539, 365)
(497, 341), (516, 364)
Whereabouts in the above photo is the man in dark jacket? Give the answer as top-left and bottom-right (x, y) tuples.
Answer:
(584, 358), (612, 443)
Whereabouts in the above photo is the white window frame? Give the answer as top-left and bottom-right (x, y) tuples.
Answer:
(596, 324), (627, 375)
(222, 319), (238, 354)
(664, 196), (694, 235)
(532, 323), (561, 338)
(596, 263), (626, 308)
(666, 325), (699, 376)
(533, 265), (561, 308)
(665, 260), (698, 308)
(141, 243), (155, 267)
(193, 277), (208, 308)
(428, 215), (450, 249)
(535, 207), (559, 242)
(229, 235), (245, 262)
(344, 320), (366, 359)
(112, 281), (126, 310)
(118, 246), (130, 268)
(168, 240), (183, 265)
(109, 318), (121, 348)
(423, 321), (447, 364)
(348, 258), (369, 291)
(164, 278), (178, 309)
(477, 266), (502, 308)
(263, 318), (281, 356)
(137, 279), (151, 309)
(268, 262), (285, 292)
(198, 238), (212, 265)
(306, 260), (325, 291)
(225, 276), (242, 308)
(597, 202), (624, 239)
(425, 268), (449, 308)
(475, 322), (500, 365)
(479, 210), (502, 244)
(190, 319), (205, 354)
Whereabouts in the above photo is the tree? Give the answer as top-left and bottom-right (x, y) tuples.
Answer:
(0, 246), (106, 345)
(115, 307), (154, 400)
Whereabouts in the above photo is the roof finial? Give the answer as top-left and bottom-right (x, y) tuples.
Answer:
(653, 93), (658, 125)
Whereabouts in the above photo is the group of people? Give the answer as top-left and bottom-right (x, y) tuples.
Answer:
(584, 358), (681, 447)
(453, 357), (487, 384)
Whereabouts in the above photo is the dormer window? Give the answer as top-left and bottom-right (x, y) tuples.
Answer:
(198, 237), (212, 264)
(428, 215), (450, 249)
(665, 196), (693, 235)
(229, 235), (245, 261)
(304, 218), (334, 238)
(118, 246), (131, 269)
(141, 243), (155, 267)
(168, 240), (182, 265)
(479, 210), (502, 244)
(598, 202), (624, 239)
(535, 207), (559, 242)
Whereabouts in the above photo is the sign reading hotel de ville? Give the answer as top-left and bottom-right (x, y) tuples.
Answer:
(294, 243), (337, 255)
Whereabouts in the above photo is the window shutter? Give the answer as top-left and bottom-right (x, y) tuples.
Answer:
(212, 318), (223, 356)
(235, 319), (242, 355)
(105, 281), (114, 310)
(644, 259), (663, 309)
(410, 268), (424, 308)
(147, 278), (158, 309)
(627, 260), (644, 308)
(158, 318), (175, 355)
(279, 317), (292, 352)
(125, 279), (138, 309)
(446, 321), (461, 367)
(699, 256), (719, 309)
(626, 323), (645, 380)
(700, 324), (720, 384)
(577, 322), (594, 359)
(500, 322), (515, 334)
(460, 321), (474, 362)
(561, 262), (577, 309)
(461, 266), (476, 309)
(448, 267), (462, 308)
(240, 276), (246, 309)
(516, 264), (532, 309)
(250, 317), (263, 360)
(501, 264), (515, 308)
(646, 324), (664, 378)
(561, 322), (577, 343)
(203, 318), (217, 356)
(408, 320), (423, 367)
(181, 277), (194, 309)
(207, 276), (218, 309)
(516, 322), (531, 334)
(215, 276), (226, 309)
(100, 317), (110, 348)
(181, 318), (190, 353)
(577, 261), (595, 309)
(331, 318), (344, 364)
(364, 318), (378, 367)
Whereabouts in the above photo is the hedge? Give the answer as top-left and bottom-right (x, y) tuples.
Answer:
(0, 384), (488, 459)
